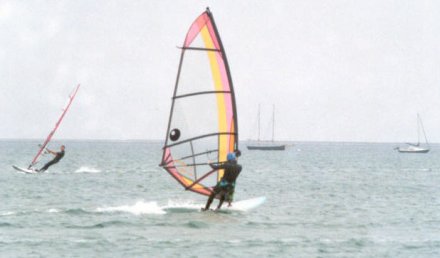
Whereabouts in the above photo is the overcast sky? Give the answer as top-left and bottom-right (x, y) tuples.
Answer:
(1, 0), (440, 143)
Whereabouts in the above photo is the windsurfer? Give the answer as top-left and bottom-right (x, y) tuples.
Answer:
(202, 151), (242, 211)
(38, 145), (65, 172)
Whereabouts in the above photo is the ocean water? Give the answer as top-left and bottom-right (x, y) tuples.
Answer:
(1, 140), (440, 257)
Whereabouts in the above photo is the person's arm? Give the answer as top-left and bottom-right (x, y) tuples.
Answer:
(46, 149), (57, 156)
(237, 165), (242, 176)
(232, 165), (242, 181)
(209, 163), (219, 170)
(209, 162), (226, 170)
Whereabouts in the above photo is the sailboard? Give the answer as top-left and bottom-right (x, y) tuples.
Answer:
(219, 196), (266, 212)
(12, 84), (80, 172)
(160, 8), (239, 197)
(163, 196), (267, 213)
(12, 165), (39, 174)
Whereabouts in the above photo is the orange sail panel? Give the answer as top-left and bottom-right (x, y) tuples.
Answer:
(160, 8), (238, 196)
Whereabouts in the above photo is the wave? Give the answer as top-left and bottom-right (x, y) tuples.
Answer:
(75, 166), (101, 173)
(4, 199), (223, 218)
(64, 208), (94, 215)
(163, 200), (202, 212)
(95, 200), (205, 215)
(0, 222), (14, 227)
(0, 211), (16, 216)
(5, 202), (167, 216)
(96, 201), (166, 215)
(65, 220), (132, 229)
(44, 208), (92, 215)
(185, 220), (209, 228)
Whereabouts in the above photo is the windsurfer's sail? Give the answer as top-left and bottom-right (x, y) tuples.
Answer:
(160, 8), (238, 196)
(29, 84), (80, 169)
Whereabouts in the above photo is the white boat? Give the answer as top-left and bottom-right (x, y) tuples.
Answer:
(396, 114), (430, 153)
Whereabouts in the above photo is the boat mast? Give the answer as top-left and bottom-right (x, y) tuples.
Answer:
(257, 104), (261, 142)
(418, 114), (429, 146)
(272, 105), (275, 142)
(417, 113), (420, 146)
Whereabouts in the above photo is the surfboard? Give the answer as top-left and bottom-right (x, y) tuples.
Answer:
(225, 196), (266, 211)
(163, 196), (266, 213)
(12, 165), (39, 174)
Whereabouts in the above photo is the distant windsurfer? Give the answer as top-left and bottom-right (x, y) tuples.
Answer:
(202, 151), (242, 211)
(38, 145), (65, 172)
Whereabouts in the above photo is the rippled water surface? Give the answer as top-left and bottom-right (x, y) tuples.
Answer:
(1, 140), (440, 257)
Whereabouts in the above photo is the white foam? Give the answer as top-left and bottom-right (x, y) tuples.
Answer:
(163, 199), (202, 210)
(0, 211), (15, 216)
(163, 197), (266, 212)
(96, 201), (165, 215)
(47, 208), (60, 213)
(75, 166), (101, 173)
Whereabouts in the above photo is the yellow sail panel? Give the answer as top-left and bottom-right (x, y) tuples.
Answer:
(201, 26), (230, 180)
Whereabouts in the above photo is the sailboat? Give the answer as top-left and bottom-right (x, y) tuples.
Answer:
(395, 114), (430, 153)
(247, 105), (286, 150)
(159, 8), (239, 196)
(12, 84), (80, 173)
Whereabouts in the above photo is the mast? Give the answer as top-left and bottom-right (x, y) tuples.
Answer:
(257, 104), (261, 142)
(417, 113), (420, 146)
(161, 49), (186, 164)
(272, 105), (275, 142)
(206, 8), (239, 151)
(418, 114), (429, 147)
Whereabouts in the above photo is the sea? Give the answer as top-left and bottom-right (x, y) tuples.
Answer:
(1, 140), (440, 257)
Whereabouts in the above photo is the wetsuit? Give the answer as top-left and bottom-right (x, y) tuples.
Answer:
(40, 150), (65, 171)
(203, 160), (242, 210)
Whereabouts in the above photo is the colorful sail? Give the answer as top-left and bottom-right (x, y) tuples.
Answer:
(160, 8), (238, 196)
(29, 84), (80, 168)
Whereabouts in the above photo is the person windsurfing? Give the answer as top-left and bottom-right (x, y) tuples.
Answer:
(202, 151), (242, 211)
(38, 145), (65, 172)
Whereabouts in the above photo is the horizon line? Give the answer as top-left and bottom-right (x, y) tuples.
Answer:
(0, 138), (436, 145)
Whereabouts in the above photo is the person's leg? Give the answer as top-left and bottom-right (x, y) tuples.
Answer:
(39, 160), (56, 171)
(226, 187), (235, 207)
(216, 191), (226, 210)
(203, 192), (216, 211)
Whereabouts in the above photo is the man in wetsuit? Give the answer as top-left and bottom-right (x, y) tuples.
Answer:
(38, 145), (65, 172)
(202, 151), (242, 211)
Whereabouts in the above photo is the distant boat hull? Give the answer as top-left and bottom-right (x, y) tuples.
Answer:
(396, 147), (430, 153)
(396, 114), (430, 154)
(247, 145), (286, 151)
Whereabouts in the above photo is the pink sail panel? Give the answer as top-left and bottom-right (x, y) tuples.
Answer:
(184, 12), (218, 49)
(162, 147), (213, 196)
